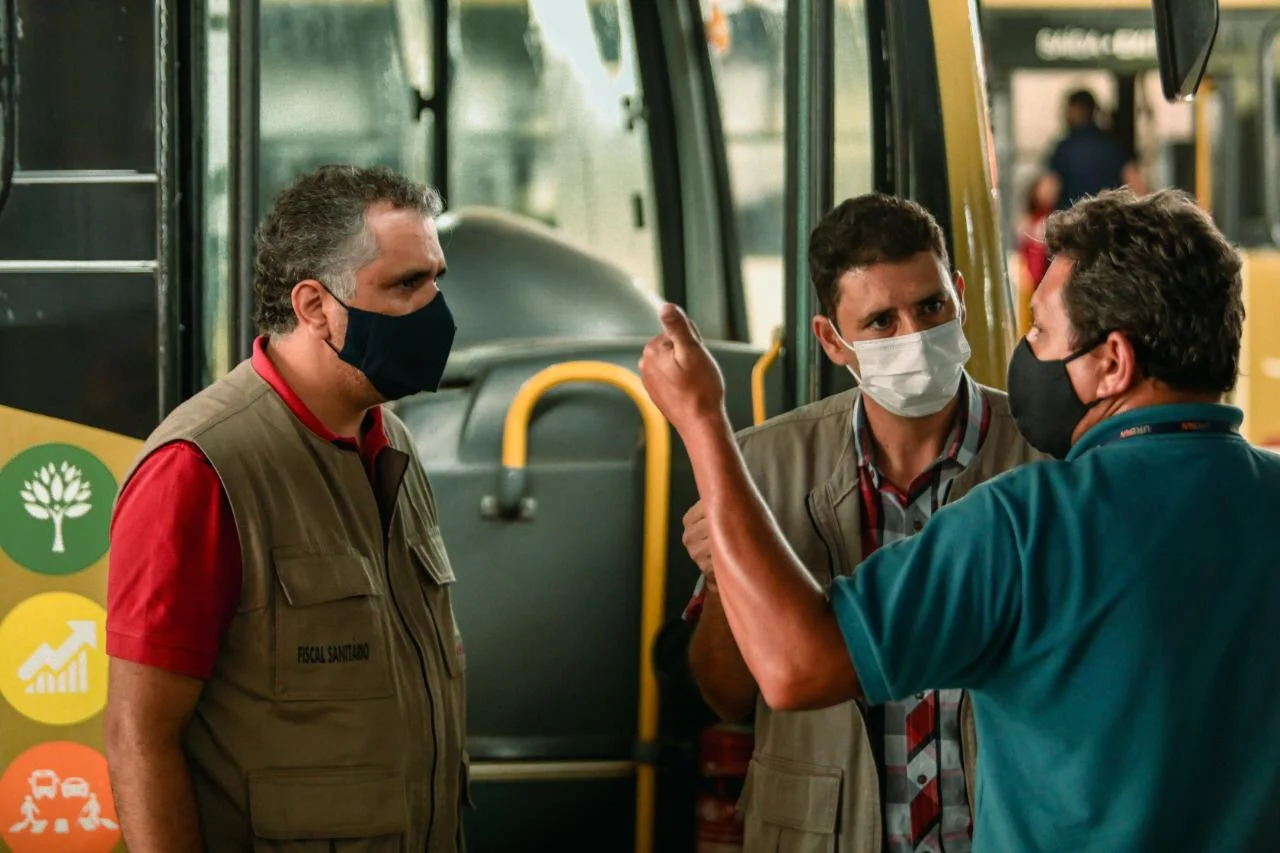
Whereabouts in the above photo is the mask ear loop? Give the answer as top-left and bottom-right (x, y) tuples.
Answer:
(314, 279), (351, 357)
(827, 317), (866, 385)
(1060, 330), (1117, 411)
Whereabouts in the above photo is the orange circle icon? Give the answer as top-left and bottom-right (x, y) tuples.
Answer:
(0, 741), (119, 853)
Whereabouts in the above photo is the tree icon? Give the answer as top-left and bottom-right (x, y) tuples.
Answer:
(20, 463), (93, 554)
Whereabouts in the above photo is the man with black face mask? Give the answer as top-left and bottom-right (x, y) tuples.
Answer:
(638, 188), (1280, 852)
(105, 165), (469, 852)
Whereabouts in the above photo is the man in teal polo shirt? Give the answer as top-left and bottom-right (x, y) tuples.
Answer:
(638, 188), (1280, 852)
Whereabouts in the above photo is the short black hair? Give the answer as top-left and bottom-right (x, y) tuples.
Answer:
(1046, 188), (1244, 394)
(807, 193), (950, 316)
(1067, 89), (1098, 113)
(253, 164), (443, 335)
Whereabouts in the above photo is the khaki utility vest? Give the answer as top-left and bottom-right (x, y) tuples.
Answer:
(118, 360), (469, 852)
(731, 385), (1043, 853)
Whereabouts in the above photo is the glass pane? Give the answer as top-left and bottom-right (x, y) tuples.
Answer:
(833, 0), (873, 202)
(14, 0), (155, 172)
(701, 0), (787, 348)
(0, 274), (159, 439)
(204, 0), (233, 385)
(447, 0), (661, 295)
(257, 0), (432, 216)
(394, 0), (434, 98)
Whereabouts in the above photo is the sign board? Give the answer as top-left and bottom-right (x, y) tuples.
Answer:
(983, 12), (1162, 70)
(0, 406), (139, 853)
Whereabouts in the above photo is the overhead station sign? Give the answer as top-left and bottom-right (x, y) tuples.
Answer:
(982, 12), (1161, 70)
(1033, 26), (1158, 63)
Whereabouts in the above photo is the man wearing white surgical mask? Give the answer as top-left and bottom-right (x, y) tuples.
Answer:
(680, 194), (1042, 853)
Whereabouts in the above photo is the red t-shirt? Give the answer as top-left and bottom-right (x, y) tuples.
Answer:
(106, 338), (390, 679)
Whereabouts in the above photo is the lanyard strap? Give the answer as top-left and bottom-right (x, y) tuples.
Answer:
(1090, 418), (1237, 449)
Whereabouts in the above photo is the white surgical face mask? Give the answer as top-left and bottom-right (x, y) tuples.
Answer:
(830, 317), (971, 418)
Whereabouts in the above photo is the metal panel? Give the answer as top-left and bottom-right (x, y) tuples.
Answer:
(782, 0), (835, 408)
(0, 183), (158, 260)
(14, 0), (156, 171)
(0, 273), (160, 438)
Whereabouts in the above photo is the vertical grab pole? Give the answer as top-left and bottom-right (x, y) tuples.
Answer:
(500, 361), (671, 853)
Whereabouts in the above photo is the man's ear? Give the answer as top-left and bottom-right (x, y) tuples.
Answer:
(953, 271), (967, 325)
(291, 279), (334, 338)
(812, 314), (853, 367)
(1088, 330), (1140, 399)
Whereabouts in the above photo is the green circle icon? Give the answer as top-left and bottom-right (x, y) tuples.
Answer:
(0, 444), (117, 576)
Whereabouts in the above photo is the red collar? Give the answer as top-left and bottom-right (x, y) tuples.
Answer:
(251, 336), (391, 470)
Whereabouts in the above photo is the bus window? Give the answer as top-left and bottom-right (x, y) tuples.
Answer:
(257, 1), (433, 205)
(701, 0), (784, 348)
(833, 1), (874, 203)
(701, 0), (873, 348)
(448, 0), (661, 295)
(252, 0), (661, 298)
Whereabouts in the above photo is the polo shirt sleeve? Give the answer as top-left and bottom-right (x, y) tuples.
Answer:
(830, 484), (1022, 705)
(106, 441), (243, 679)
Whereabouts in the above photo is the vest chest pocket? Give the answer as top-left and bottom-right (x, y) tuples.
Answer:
(248, 765), (408, 853)
(273, 550), (394, 701)
(409, 528), (464, 679)
(740, 754), (842, 853)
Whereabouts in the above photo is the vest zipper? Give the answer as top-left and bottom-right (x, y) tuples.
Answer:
(374, 489), (440, 850)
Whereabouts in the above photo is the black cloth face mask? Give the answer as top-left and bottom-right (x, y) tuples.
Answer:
(1006, 336), (1103, 459)
(325, 287), (457, 401)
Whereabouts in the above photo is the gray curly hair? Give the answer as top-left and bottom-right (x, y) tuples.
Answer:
(253, 164), (443, 335)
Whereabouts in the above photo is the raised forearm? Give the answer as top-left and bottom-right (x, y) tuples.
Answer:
(683, 416), (860, 709)
(688, 585), (759, 720)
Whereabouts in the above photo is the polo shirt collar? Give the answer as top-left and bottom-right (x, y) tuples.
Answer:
(1067, 403), (1243, 461)
(251, 335), (390, 460)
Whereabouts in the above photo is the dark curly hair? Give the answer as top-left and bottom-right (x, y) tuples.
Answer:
(808, 193), (950, 316)
(253, 165), (443, 335)
(1045, 188), (1244, 394)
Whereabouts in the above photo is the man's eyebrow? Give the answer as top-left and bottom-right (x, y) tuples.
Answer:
(858, 306), (893, 326)
(390, 267), (442, 288)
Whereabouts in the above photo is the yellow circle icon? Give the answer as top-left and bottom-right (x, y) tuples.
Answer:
(0, 594), (108, 726)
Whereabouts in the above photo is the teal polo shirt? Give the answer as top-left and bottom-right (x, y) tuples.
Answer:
(832, 404), (1280, 852)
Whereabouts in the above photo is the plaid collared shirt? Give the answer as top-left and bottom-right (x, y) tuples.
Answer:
(853, 374), (989, 853)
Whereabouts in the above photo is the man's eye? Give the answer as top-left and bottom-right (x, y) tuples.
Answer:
(868, 316), (892, 331)
(921, 299), (944, 315)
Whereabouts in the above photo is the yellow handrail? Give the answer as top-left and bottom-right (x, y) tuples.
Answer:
(1194, 76), (1214, 212)
(750, 328), (784, 426)
(500, 360), (670, 853)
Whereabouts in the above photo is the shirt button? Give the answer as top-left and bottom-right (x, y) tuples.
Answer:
(913, 520), (923, 531)
(917, 775), (928, 785)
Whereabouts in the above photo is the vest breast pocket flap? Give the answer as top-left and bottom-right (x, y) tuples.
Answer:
(273, 549), (395, 701)
(740, 754), (842, 853)
(410, 526), (455, 585)
(248, 765), (407, 853)
(409, 533), (464, 678)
